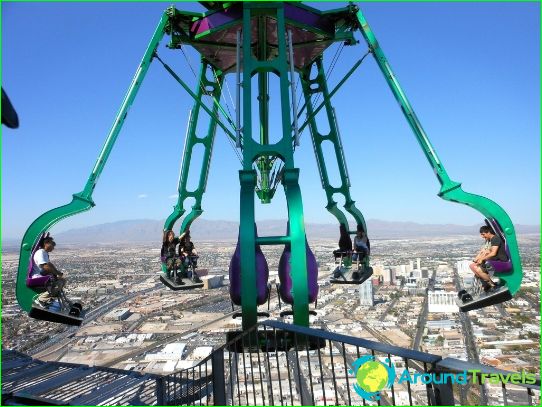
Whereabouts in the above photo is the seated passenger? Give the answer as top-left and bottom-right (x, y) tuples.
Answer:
(469, 226), (508, 292)
(161, 230), (182, 281)
(179, 231), (202, 283)
(352, 229), (369, 262)
(333, 224), (352, 259)
(32, 236), (66, 307)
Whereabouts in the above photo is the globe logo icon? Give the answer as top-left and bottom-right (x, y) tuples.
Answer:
(356, 360), (389, 393)
(350, 356), (396, 401)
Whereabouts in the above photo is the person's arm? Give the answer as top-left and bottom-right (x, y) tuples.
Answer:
(476, 246), (498, 264)
(42, 262), (63, 277)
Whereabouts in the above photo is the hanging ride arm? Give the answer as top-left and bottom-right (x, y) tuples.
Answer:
(163, 60), (223, 234)
(15, 14), (169, 312)
(353, 7), (522, 294)
(300, 57), (367, 235)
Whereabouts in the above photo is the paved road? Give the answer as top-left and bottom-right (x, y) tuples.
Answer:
(454, 269), (488, 406)
(412, 270), (436, 350)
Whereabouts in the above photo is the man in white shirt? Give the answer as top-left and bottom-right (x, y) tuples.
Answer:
(33, 237), (66, 306)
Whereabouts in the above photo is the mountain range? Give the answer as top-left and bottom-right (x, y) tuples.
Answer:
(19, 219), (533, 244)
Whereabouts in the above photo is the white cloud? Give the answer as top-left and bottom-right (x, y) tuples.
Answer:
(137, 194), (148, 199)
(168, 194), (178, 199)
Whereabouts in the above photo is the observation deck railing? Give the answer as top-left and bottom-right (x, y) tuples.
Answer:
(3, 321), (538, 405)
(160, 320), (540, 406)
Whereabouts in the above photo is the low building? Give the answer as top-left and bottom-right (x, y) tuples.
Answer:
(103, 307), (131, 321)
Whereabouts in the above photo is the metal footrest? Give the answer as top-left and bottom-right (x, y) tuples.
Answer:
(457, 286), (512, 312)
(330, 267), (373, 285)
(29, 305), (84, 326)
(160, 275), (203, 291)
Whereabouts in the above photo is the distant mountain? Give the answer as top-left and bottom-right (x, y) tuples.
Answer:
(40, 219), (540, 244)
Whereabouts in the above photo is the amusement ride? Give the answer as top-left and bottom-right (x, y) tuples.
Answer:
(16, 1), (523, 330)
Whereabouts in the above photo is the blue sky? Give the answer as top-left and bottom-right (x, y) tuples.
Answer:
(2, 1), (540, 239)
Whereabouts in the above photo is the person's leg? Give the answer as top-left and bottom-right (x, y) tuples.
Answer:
(174, 258), (184, 283)
(473, 264), (496, 289)
(166, 258), (174, 278)
(57, 277), (66, 291)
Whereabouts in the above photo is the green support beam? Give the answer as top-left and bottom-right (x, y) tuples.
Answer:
(239, 2), (309, 329)
(16, 13), (169, 312)
(163, 60), (223, 243)
(354, 7), (522, 294)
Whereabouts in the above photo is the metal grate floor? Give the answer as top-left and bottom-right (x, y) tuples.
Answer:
(1, 350), (163, 406)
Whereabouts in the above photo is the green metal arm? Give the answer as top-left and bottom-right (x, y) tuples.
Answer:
(163, 61), (223, 237)
(300, 57), (367, 235)
(354, 7), (522, 294)
(16, 14), (169, 312)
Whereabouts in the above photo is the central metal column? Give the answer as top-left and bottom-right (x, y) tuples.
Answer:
(239, 2), (309, 329)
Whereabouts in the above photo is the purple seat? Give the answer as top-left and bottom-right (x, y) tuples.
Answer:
(26, 233), (51, 288)
(487, 244), (512, 274)
(229, 227), (269, 306)
(486, 218), (512, 274)
(278, 240), (319, 305)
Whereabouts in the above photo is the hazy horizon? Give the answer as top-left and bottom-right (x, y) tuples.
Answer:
(2, 217), (539, 244)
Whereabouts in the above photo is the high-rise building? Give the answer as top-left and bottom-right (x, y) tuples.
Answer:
(428, 291), (459, 313)
(417, 258), (421, 270)
(359, 279), (374, 306)
(382, 268), (396, 285)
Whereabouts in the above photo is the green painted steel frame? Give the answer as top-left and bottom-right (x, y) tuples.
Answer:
(15, 13), (170, 313)
(300, 57), (369, 269)
(239, 2), (309, 329)
(15, 1), (522, 327)
(353, 7), (522, 294)
(162, 60), (223, 271)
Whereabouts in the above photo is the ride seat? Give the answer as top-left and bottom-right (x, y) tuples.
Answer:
(229, 226), (270, 306)
(487, 244), (512, 274)
(485, 218), (512, 274)
(26, 233), (51, 288)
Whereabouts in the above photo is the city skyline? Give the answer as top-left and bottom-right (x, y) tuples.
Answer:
(2, 234), (539, 405)
(3, 1), (540, 238)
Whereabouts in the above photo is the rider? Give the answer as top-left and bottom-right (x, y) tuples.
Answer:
(161, 230), (183, 282)
(352, 228), (369, 263)
(32, 236), (66, 307)
(469, 225), (508, 292)
(179, 230), (202, 283)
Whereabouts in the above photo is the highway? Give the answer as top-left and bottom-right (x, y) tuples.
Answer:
(412, 269), (436, 350)
(453, 269), (488, 406)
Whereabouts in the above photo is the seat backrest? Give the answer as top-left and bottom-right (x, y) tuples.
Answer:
(338, 224), (352, 252)
(485, 218), (512, 273)
(229, 225), (269, 306)
(26, 233), (51, 287)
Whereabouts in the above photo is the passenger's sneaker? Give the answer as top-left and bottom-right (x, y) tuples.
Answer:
(192, 275), (202, 284)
